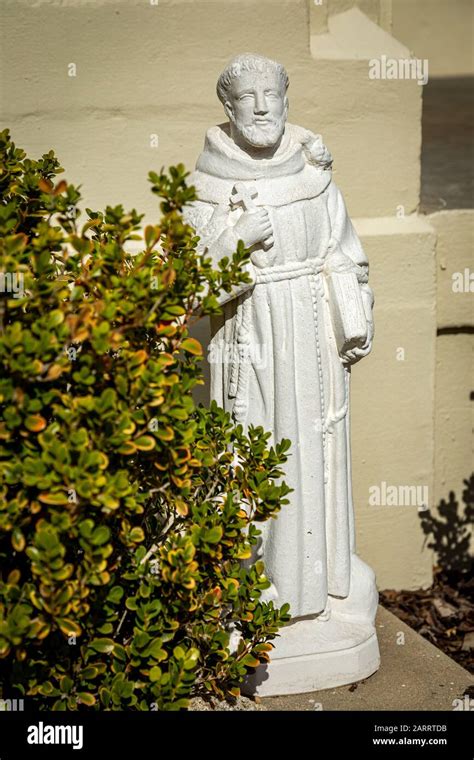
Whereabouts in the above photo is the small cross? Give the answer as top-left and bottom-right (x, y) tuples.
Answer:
(230, 182), (258, 211)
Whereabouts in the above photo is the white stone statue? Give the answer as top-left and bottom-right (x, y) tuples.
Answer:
(185, 53), (380, 695)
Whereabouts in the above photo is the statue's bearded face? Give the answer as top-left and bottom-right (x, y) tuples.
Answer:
(226, 69), (288, 149)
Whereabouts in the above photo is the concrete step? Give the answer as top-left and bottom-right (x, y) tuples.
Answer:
(261, 605), (473, 710)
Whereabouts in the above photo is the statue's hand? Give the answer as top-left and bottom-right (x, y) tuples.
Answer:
(233, 209), (273, 249)
(341, 320), (374, 366)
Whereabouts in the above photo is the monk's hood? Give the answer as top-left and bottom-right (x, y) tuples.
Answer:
(190, 122), (332, 207)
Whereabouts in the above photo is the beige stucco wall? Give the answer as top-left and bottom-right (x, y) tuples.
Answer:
(1, 0), (470, 591)
(1, 0), (421, 220)
(431, 210), (474, 510)
(434, 335), (473, 511)
(432, 211), (474, 330)
(351, 215), (437, 590)
(392, 0), (474, 77)
(310, 0), (393, 34)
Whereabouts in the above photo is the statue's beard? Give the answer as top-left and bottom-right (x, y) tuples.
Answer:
(232, 114), (286, 149)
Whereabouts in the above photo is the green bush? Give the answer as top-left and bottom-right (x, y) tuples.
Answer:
(0, 130), (291, 710)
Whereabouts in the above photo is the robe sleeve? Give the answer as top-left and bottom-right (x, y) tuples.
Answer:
(326, 181), (374, 328)
(183, 199), (256, 307)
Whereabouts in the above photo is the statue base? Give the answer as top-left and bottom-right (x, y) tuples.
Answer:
(242, 555), (381, 697)
(242, 616), (380, 697)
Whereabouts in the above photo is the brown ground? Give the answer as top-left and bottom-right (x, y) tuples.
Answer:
(380, 570), (474, 678)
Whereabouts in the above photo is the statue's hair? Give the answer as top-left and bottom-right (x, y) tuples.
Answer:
(216, 53), (289, 104)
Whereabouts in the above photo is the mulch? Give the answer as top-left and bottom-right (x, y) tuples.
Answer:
(380, 570), (474, 675)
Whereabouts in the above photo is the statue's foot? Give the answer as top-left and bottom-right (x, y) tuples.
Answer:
(330, 554), (379, 626)
(315, 597), (331, 622)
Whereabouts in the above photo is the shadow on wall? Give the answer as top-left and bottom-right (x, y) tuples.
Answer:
(380, 474), (473, 674)
(419, 473), (474, 576)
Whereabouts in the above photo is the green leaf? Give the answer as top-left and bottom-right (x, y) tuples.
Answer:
(12, 528), (25, 552)
(180, 338), (202, 356)
(129, 527), (144, 543)
(58, 618), (82, 637)
(91, 526), (111, 545)
(241, 654), (260, 668)
(38, 491), (68, 505)
(203, 526), (223, 544)
(89, 638), (115, 654)
(183, 647), (199, 670)
(107, 586), (124, 604)
(77, 692), (96, 706)
(81, 666), (99, 680)
(38, 681), (54, 696)
(133, 436), (155, 451)
(149, 666), (161, 682)
(60, 675), (73, 693)
(145, 640), (167, 661)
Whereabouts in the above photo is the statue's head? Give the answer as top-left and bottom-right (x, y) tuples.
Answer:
(217, 53), (289, 151)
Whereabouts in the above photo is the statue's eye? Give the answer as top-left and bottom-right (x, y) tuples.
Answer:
(239, 94), (254, 101)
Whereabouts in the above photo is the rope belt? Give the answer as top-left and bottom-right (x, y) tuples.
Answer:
(254, 257), (325, 284)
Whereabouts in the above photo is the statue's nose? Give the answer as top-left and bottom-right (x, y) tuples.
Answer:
(254, 93), (269, 114)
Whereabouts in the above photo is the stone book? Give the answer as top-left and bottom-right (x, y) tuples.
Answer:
(326, 270), (368, 354)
